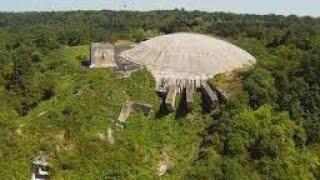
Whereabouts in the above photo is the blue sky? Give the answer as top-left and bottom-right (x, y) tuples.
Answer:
(0, 0), (319, 17)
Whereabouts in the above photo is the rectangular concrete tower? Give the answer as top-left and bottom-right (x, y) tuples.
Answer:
(90, 42), (117, 68)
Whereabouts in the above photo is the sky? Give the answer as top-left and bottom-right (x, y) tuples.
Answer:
(0, 0), (319, 17)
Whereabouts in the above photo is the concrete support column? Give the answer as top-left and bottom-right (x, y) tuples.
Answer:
(165, 85), (178, 111)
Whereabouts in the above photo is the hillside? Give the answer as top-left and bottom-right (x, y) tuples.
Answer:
(0, 45), (214, 178)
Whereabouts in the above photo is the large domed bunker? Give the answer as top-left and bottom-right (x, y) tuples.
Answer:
(119, 33), (256, 110)
(120, 33), (256, 90)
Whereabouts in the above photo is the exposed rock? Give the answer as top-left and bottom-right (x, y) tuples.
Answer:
(54, 130), (74, 152)
(116, 58), (141, 74)
(55, 130), (65, 142)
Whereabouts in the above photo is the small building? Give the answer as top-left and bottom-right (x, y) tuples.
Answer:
(90, 42), (117, 68)
(31, 160), (50, 180)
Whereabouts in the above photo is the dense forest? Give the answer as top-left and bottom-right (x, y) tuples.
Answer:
(0, 10), (320, 179)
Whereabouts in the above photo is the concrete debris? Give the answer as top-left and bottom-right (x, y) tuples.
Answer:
(16, 128), (22, 136)
(115, 123), (125, 130)
(118, 100), (152, 124)
(118, 100), (132, 123)
(108, 127), (115, 145)
(97, 133), (106, 141)
(158, 151), (173, 176)
(37, 111), (47, 117)
(116, 57), (141, 74)
(131, 102), (152, 116)
(15, 124), (24, 136)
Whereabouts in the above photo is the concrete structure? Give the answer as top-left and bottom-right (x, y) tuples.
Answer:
(117, 100), (152, 125)
(108, 127), (115, 145)
(119, 33), (256, 112)
(185, 81), (195, 111)
(120, 33), (256, 92)
(201, 81), (219, 107)
(118, 100), (132, 123)
(131, 102), (152, 116)
(213, 87), (230, 103)
(90, 42), (117, 68)
(31, 152), (50, 180)
(89, 33), (255, 112)
(31, 160), (49, 180)
(165, 85), (178, 111)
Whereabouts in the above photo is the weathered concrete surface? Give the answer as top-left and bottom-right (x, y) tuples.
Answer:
(120, 33), (256, 90)
(186, 81), (194, 111)
(165, 86), (177, 111)
(108, 127), (115, 145)
(131, 102), (152, 116)
(118, 100), (132, 123)
(117, 100), (152, 124)
(90, 42), (117, 68)
(32, 152), (51, 180)
(115, 123), (125, 130)
(158, 151), (173, 176)
(97, 133), (106, 141)
(213, 87), (230, 103)
(201, 81), (219, 107)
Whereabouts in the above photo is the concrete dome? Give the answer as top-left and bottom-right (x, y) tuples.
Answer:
(120, 33), (256, 90)
(120, 32), (255, 76)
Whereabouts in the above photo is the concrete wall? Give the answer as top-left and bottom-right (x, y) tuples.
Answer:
(90, 42), (117, 68)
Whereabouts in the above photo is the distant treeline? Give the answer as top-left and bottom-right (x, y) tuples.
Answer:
(0, 10), (319, 47)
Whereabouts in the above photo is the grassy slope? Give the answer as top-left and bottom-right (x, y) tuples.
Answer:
(0, 45), (212, 179)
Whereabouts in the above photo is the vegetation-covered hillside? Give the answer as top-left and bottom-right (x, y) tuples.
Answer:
(0, 10), (320, 179)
